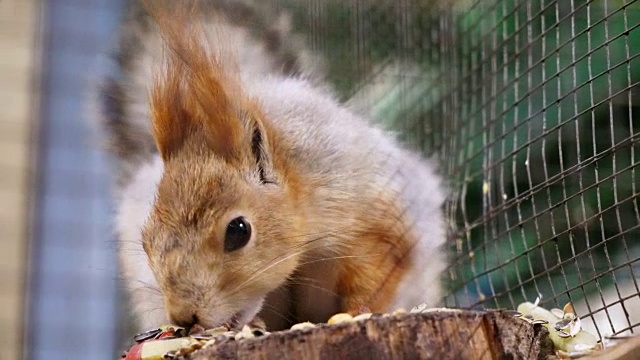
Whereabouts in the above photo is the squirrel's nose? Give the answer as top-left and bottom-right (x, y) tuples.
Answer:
(169, 311), (199, 328)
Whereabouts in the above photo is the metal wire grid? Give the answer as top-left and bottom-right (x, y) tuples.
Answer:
(281, 0), (640, 339)
(442, 0), (640, 338)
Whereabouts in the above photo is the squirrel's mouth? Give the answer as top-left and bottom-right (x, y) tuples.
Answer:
(227, 312), (242, 329)
(224, 299), (265, 329)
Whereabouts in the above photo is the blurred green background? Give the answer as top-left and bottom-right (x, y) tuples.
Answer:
(278, 0), (640, 337)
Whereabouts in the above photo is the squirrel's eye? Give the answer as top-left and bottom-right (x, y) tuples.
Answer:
(224, 216), (252, 252)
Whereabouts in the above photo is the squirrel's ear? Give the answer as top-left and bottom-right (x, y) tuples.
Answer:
(149, 60), (191, 161)
(148, 3), (246, 162)
(149, 58), (247, 162)
(244, 103), (277, 183)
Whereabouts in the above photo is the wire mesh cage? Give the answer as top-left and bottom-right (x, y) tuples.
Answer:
(23, 0), (640, 357)
(276, 0), (640, 339)
(439, 0), (640, 339)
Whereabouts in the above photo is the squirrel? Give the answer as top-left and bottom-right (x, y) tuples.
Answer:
(93, 0), (447, 332)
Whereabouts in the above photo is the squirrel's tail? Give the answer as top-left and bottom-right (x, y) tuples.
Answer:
(90, 0), (320, 184)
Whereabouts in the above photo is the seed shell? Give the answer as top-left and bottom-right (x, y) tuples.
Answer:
(134, 328), (162, 343)
(290, 322), (316, 331)
(353, 313), (373, 321)
(410, 303), (428, 313)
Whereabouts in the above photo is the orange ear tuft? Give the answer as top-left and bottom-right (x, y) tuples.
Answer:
(145, 0), (248, 162)
(149, 58), (190, 161)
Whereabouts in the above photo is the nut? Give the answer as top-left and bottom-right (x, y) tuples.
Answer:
(290, 322), (316, 331)
(327, 313), (354, 325)
(392, 308), (407, 315)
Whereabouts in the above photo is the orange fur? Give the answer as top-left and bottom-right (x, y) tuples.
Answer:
(280, 193), (414, 323)
(336, 194), (414, 313)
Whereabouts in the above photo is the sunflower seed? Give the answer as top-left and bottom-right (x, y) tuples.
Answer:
(134, 328), (162, 342)
(504, 310), (522, 317)
(531, 319), (549, 325)
(563, 302), (575, 315)
(569, 317), (582, 337)
(557, 330), (571, 338)
(555, 319), (572, 330)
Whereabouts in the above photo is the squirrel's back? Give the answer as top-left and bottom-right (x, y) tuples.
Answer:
(250, 76), (447, 309)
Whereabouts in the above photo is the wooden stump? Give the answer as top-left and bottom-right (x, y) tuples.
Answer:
(188, 309), (553, 360)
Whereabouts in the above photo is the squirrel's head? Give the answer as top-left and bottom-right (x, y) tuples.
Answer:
(140, 5), (307, 329)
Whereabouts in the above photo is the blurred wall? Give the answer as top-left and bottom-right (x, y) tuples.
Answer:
(23, 1), (125, 359)
(0, 0), (39, 359)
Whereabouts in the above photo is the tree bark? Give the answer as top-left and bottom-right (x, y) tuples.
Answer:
(188, 309), (553, 360)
